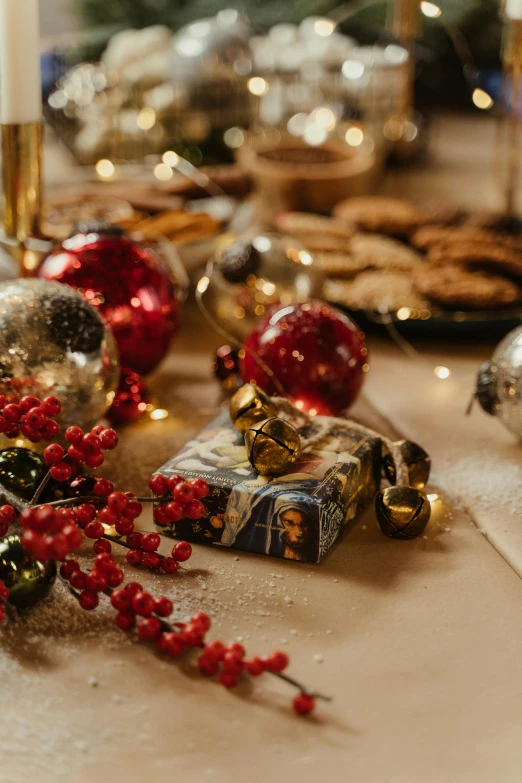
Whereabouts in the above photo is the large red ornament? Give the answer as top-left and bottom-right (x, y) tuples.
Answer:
(37, 223), (181, 375)
(241, 300), (368, 416)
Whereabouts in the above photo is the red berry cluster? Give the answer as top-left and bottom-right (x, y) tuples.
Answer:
(292, 692), (316, 715)
(109, 582), (175, 638)
(20, 504), (83, 562)
(149, 474), (208, 527)
(0, 389), (324, 717)
(125, 531), (192, 573)
(63, 475), (194, 575)
(202, 643), (315, 715)
(199, 625), (316, 714)
(0, 505), (15, 538)
(60, 554), (124, 610)
(0, 394), (61, 441)
(199, 641), (289, 688)
(69, 573), (317, 716)
(43, 424), (118, 480)
(157, 610), (211, 652)
(72, 480), (142, 539)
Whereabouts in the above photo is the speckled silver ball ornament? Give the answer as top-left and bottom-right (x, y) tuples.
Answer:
(476, 325), (522, 439)
(0, 279), (119, 427)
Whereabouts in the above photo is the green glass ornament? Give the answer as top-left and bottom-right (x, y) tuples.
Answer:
(0, 448), (47, 501)
(0, 536), (56, 609)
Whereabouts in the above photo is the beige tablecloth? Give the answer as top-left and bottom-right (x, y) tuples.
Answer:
(3, 112), (522, 783)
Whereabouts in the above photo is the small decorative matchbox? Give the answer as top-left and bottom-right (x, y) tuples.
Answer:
(154, 411), (381, 563)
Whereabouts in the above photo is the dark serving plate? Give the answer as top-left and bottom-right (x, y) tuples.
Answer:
(332, 303), (522, 340)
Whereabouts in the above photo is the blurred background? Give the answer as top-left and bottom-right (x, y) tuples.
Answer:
(34, 0), (520, 331)
(40, 0), (76, 36)
(36, 0), (506, 195)
(40, 0), (501, 103)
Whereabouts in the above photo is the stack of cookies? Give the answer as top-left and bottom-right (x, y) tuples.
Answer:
(275, 197), (522, 314)
(43, 165), (251, 245)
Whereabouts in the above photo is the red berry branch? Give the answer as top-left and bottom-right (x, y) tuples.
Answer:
(0, 392), (330, 716)
(59, 555), (324, 714)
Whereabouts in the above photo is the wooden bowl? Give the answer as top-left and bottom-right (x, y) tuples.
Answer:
(238, 136), (380, 223)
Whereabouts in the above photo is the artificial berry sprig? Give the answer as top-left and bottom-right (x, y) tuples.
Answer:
(123, 532), (192, 573)
(149, 474), (209, 528)
(60, 553), (125, 609)
(43, 473), (198, 573)
(0, 394), (62, 442)
(60, 557), (326, 716)
(0, 392), (329, 717)
(0, 392), (205, 567)
(20, 503), (83, 562)
(44, 473), (205, 573)
(92, 529), (192, 574)
(40, 424), (119, 493)
(0, 393), (207, 591)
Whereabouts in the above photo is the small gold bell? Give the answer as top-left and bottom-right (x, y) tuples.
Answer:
(245, 417), (301, 475)
(375, 486), (431, 539)
(229, 383), (277, 434)
(382, 440), (431, 490)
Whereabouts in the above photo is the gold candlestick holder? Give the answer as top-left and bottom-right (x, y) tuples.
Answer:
(502, 18), (522, 217)
(389, 0), (420, 118)
(1, 121), (43, 276)
(390, 0), (421, 42)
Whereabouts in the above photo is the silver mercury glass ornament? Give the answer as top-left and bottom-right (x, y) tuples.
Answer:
(475, 325), (522, 439)
(0, 279), (119, 428)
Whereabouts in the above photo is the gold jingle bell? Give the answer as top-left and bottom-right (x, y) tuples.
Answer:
(0, 535), (57, 609)
(375, 486), (431, 540)
(229, 383), (277, 434)
(245, 417), (301, 475)
(382, 440), (431, 490)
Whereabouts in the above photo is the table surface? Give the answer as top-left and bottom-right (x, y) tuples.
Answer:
(3, 112), (522, 783)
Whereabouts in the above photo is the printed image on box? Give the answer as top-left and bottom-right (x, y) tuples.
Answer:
(155, 412), (381, 563)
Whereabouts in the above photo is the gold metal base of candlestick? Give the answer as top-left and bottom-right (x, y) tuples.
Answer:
(1, 121), (43, 276)
(386, 0), (421, 160)
(502, 19), (522, 216)
(503, 18), (522, 67)
(389, 0), (421, 42)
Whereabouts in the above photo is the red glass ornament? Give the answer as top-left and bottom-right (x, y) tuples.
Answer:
(241, 300), (367, 416)
(108, 368), (148, 425)
(37, 224), (181, 374)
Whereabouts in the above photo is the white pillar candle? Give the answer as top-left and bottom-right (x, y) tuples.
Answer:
(506, 0), (522, 20)
(0, 0), (42, 124)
